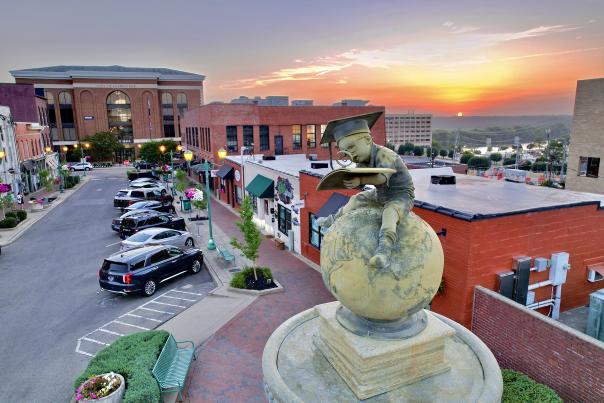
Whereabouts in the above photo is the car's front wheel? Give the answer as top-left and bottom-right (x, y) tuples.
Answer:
(143, 279), (157, 296)
(85, 167), (91, 171)
(185, 237), (195, 247)
(190, 259), (202, 274)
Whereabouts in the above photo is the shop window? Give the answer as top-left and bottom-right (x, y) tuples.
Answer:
(579, 156), (600, 178)
(278, 204), (292, 235)
(252, 196), (258, 213)
(243, 125), (254, 147)
(320, 124), (329, 148)
(306, 125), (316, 148)
(309, 213), (325, 249)
(162, 93), (174, 137)
(227, 126), (238, 152)
(292, 125), (302, 150)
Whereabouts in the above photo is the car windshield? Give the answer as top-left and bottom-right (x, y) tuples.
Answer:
(116, 190), (128, 196)
(127, 232), (154, 242)
(129, 202), (148, 209)
(101, 260), (128, 273)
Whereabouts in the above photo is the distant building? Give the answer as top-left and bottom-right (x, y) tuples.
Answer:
(0, 106), (22, 197)
(332, 99), (369, 107)
(386, 113), (432, 147)
(566, 77), (604, 194)
(10, 65), (204, 162)
(230, 96), (289, 106)
(291, 100), (314, 106)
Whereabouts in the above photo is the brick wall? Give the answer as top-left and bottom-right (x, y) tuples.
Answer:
(472, 286), (604, 402)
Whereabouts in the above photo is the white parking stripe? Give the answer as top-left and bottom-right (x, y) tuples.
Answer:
(78, 350), (95, 357)
(122, 313), (162, 323)
(82, 337), (109, 346)
(105, 241), (121, 247)
(147, 300), (186, 308)
(113, 320), (150, 331)
(138, 306), (175, 315)
(161, 294), (196, 302)
(99, 328), (124, 337)
(170, 289), (203, 296)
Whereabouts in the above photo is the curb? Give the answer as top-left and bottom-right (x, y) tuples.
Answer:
(227, 280), (284, 296)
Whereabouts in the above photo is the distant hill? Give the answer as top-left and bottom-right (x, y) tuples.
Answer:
(432, 115), (572, 130)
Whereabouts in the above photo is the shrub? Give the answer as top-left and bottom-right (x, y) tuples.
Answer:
(5, 211), (17, 219)
(74, 330), (169, 403)
(532, 161), (547, 172)
(0, 217), (18, 228)
(468, 156), (491, 169)
(489, 152), (502, 162)
(14, 210), (26, 221)
(230, 267), (274, 290)
(460, 152), (474, 164)
(501, 369), (561, 403)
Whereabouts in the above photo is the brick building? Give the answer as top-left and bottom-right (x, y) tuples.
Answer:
(566, 77), (604, 194)
(10, 65), (204, 162)
(180, 103), (385, 164)
(299, 167), (604, 327)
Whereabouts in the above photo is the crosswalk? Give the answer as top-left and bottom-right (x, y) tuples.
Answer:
(76, 282), (215, 357)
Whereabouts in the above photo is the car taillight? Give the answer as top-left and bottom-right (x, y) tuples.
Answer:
(128, 200), (135, 205)
(123, 274), (131, 284)
(98, 269), (101, 279)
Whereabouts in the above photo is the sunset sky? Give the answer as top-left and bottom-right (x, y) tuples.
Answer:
(1, 0), (602, 115)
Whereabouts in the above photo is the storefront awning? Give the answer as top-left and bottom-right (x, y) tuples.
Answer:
(216, 164), (234, 179)
(191, 163), (210, 173)
(246, 174), (274, 198)
(316, 192), (350, 217)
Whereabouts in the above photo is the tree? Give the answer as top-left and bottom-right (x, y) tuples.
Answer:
(503, 157), (516, 166)
(174, 169), (189, 194)
(86, 131), (123, 162)
(140, 140), (178, 164)
(532, 161), (547, 172)
(231, 196), (262, 280)
(460, 152), (474, 164)
(468, 156), (491, 169)
(398, 142), (414, 155)
(38, 169), (54, 192)
(448, 149), (454, 158)
(439, 149), (448, 157)
(413, 146), (425, 156)
(386, 143), (395, 151)
(489, 153), (502, 162)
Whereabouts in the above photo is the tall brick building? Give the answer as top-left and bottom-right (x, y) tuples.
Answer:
(180, 103), (386, 163)
(10, 65), (204, 161)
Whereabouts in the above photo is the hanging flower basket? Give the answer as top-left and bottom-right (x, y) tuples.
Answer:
(74, 372), (125, 403)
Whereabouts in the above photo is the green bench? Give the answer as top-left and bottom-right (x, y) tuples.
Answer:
(152, 334), (196, 401)
(217, 246), (235, 263)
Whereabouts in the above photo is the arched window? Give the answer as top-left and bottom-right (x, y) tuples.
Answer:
(162, 93), (175, 137)
(58, 91), (75, 140)
(106, 91), (132, 142)
(45, 91), (58, 141)
(176, 93), (188, 116)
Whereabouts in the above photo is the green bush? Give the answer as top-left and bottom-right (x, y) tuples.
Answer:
(5, 211), (17, 219)
(460, 152), (474, 164)
(74, 330), (169, 403)
(230, 266), (273, 289)
(532, 161), (547, 172)
(14, 210), (26, 221)
(502, 369), (561, 403)
(468, 156), (491, 169)
(0, 217), (18, 228)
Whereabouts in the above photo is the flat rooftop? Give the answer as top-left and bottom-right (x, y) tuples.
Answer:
(227, 154), (337, 178)
(10, 65), (205, 81)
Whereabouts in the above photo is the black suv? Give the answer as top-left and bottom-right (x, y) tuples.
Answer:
(119, 211), (185, 239)
(98, 245), (204, 296)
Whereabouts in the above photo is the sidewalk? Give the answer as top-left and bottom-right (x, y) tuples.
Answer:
(160, 191), (334, 402)
(0, 176), (90, 247)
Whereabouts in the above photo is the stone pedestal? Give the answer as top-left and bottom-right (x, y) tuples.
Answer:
(314, 302), (455, 400)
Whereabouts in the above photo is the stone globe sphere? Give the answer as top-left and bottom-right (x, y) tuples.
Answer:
(320, 207), (444, 322)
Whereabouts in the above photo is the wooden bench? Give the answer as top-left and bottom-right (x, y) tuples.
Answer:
(152, 335), (196, 401)
(216, 246), (235, 263)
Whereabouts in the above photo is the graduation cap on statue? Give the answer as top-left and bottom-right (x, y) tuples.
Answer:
(319, 111), (383, 145)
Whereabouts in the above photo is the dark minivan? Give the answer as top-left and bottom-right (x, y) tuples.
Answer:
(119, 211), (185, 238)
(98, 245), (204, 296)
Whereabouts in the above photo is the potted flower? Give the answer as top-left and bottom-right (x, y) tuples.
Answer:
(185, 187), (206, 220)
(75, 372), (124, 402)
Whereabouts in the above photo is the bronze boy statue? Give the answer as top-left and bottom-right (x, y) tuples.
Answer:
(317, 112), (415, 273)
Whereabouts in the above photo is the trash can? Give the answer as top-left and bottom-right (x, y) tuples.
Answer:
(162, 173), (169, 182)
(182, 199), (192, 212)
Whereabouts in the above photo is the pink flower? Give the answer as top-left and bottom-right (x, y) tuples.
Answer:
(76, 394), (82, 401)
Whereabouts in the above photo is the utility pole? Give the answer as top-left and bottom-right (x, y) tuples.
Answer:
(514, 136), (520, 169)
(545, 128), (551, 180)
(560, 138), (567, 180)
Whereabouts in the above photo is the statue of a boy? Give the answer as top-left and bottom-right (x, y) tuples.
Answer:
(317, 112), (415, 273)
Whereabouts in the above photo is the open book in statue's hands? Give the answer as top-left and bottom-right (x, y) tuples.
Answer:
(316, 168), (396, 190)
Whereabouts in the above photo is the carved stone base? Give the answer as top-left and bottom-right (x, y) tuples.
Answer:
(314, 302), (456, 400)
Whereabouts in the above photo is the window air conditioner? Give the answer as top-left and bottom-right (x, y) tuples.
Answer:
(587, 268), (604, 283)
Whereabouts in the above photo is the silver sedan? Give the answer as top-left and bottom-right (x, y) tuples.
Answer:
(120, 228), (195, 251)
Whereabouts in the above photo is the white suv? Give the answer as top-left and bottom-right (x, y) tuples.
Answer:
(69, 162), (93, 171)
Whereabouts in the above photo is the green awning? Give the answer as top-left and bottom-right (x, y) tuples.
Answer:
(246, 174), (274, 198)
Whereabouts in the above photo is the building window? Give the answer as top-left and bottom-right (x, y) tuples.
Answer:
(309, 213), (325, 249)
(306, 124), (316, 148)
(107, 91), (132, 143)
(243, 125), (254, 147)
(226, 126), (238, 152)
(278, 204), (292, 235)
(62, 127), (76, 141)
(58, 91), (75, 133)
(162, 93), (174, 137)
(320, 124), (329, 148)
(292, 125), (302, 149)
(579, 156), (600, 178)
(252, 196), (258, 213)
(176, 93), (188, 117)
(259, 125), (269, 150)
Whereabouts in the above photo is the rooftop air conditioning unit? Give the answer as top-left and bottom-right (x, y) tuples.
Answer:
(430, 175), (456, 185)
(311, 162), (329, 169)
(308, 154), (318, 161)
(262, 155), (276, 161)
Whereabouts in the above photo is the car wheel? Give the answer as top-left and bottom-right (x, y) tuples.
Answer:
(85, 167), (91, 171)
(143, 279), (157, 296)
(170, 206), (176, 213)
(69, 168), (75, 172)
(190, 259), (202, 274)
(119, 232), (126, 240)
(185, 237), (195, 247)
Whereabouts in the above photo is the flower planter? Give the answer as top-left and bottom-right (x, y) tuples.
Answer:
(74, 373), (125, 403)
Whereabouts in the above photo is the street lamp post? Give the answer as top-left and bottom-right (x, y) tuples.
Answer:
(60, 146), (68, 193)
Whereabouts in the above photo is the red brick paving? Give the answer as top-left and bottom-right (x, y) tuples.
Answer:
(186, 199), (334, 402)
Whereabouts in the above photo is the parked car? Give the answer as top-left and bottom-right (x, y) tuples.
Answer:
(98, 245), (204, 296)
(111, 208), (156, 232)
(70, 162), (93, 171)
(133, 161), (156, 170)
(130, 178), (163, 187)
(119, 211), (186, 238)
(129, 182), (166, 192)
(124, 200), (175, 214)
(113, 188), (163, 210)
(120, 228), (195, 251)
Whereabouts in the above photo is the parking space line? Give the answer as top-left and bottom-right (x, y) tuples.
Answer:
(170, 289), (203, 296)
(138, 306), (175, 315)
(105, 241), (121, 247)
(99, 328), (124, 337)
(82, 337), (109, 346)
(122, 313), (162, 323)
(161, 294), (196, 302)
(113, 320), (150, 331)
(77, 349), (95, 357)
(147, 301), (186, 308)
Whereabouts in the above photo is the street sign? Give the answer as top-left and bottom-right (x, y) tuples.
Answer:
(83, 116), (94, 120)
(210, 169), (218, 177)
